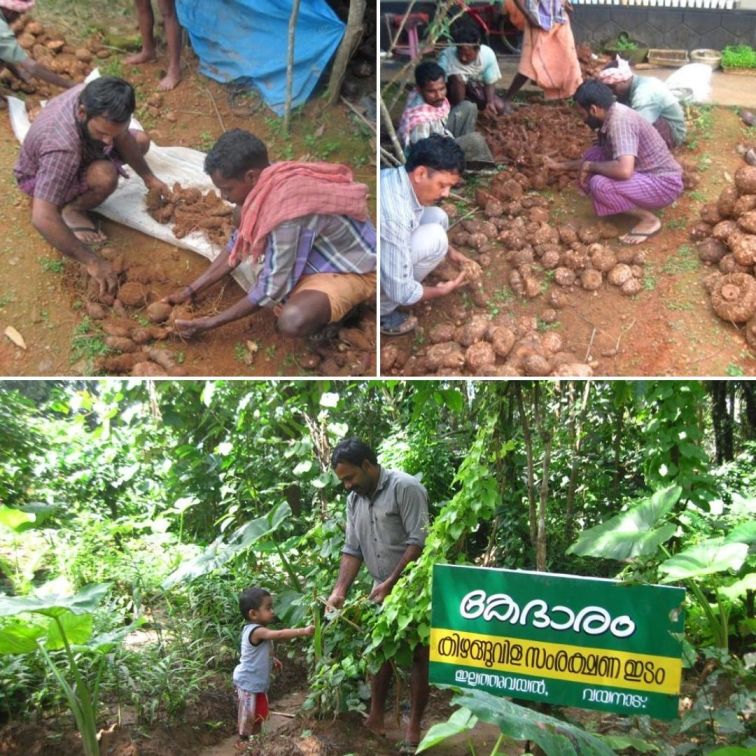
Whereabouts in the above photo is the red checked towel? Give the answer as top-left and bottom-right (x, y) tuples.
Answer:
(230, 161), (370, 266)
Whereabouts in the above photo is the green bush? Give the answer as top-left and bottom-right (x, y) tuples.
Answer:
(721, 45), (756, 69)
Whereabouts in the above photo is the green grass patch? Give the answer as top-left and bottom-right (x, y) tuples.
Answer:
(70, 317), (110, 368)
(665, 300), (695, 312)
(662, 244), (699, 275)
(197, 131), (215, 153)
(485, 288), (513, 317)
(233, 342), (247, 363)
(39, 257), (64, 274)
(726, 363), (745, 376)
(665, 217), (688, 231)
(99, 57), (125, 80)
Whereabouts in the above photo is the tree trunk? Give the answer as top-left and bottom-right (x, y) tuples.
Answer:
(514, 383), (537, 545)
(741, 381), (756, 440)
(326, 0), (366, 106)
(611, 398), (625, 500)
(564, 381), (591, 545)
(533, 384), (552, 572)
(709, 381), (728, 464)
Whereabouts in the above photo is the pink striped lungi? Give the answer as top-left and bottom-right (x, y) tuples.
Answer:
(582, 146), (683, 217)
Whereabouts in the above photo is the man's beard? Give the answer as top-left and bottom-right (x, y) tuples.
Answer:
(77, 117), (108, 159)
(585, 115), (603, 131)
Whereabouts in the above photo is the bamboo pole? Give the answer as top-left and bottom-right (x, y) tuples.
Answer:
(380, 95), (405, 165)
(283, 0), (302, 135)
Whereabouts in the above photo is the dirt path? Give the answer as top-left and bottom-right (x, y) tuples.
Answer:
(199, 687), (511, 756)
(381, 105), (756, 377)
(0, 10), (376, 377)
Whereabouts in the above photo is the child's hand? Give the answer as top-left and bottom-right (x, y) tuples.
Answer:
(273, 657), (283, 672)
(302, 625), (315, 637)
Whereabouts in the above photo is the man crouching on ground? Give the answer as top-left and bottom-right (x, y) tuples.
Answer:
(163, 129), (377, 339)
(14, 76), (168, 297)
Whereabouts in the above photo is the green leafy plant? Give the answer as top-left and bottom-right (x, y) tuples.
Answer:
(721, 45), (756, 70)
(567, 485), (754, 650)
(0, 584), (118, 756)
(418, 688), (621, 754)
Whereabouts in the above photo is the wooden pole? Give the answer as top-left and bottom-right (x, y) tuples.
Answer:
(284, 0), (302, 135)
(326, 0), (366, 107)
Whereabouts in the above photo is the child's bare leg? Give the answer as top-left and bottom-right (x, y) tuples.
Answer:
(157, 0), (182, 90)
(125, 0), (157, 65)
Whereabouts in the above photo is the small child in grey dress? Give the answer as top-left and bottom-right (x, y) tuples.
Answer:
(233, 587), (314, 750)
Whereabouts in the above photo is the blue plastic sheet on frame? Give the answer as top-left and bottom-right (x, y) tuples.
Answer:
(176, 0), (345, 115)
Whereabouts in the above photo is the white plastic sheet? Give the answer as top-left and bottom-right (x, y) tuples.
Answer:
(8, 81), (259, 292)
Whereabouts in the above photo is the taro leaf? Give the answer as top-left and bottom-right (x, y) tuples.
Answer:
(723, 520), (756, 545)
(718, 572), (756, 601)
(600, 735), (659, 753)
(0, 505), (36, 532)
(449, 687), (615, 755)
(0, 611), (92, 654)
(81, 617), (146, 654)
(707, 748), (754, 756)
(162, 501), (291, 589)
(659, 540), (748, 583)
(0, 583), (110, 619)
(417, 706), (478, 752)
(567, 485), (681, 560)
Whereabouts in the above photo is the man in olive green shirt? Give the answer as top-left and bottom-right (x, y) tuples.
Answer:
(326, 437), (429, 754)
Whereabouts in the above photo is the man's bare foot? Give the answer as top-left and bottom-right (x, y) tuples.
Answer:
(364, 716), (386, 738)
(62, 207), (107, 244)
(619, 217), (661, 245)
(125, 49), (156, 66)
(157, 68), (181, 91)
(174, 318), (208, 339)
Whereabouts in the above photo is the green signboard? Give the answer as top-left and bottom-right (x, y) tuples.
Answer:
(430, 564), (685, 720)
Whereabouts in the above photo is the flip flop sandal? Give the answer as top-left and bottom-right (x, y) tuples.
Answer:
(619, 225), (661, 245)
(67, 224), (106, 246)
(380, 311), (418, 336)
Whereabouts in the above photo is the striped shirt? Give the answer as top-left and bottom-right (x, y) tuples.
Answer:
(380, 166), (428, 308)
(246, 213), (376, 307)
(598, 103), (682, 177)
(14, 83), (122, 207)
(628, 75), (686, 146)
(342, 467), (429, 584)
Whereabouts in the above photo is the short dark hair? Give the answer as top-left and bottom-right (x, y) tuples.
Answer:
(451, 21), (481, 46)
(331, 438), (377, 468)
(405, 134), (465, 175)
(574, 80), (615, 110)
(79, 77), (135, 123)
(204, 129), (270, 179)
(415, 61), (445, 89)
(239, 587), (270, 619)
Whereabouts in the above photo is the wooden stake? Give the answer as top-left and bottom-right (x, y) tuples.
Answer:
(283, 0), (302, 135)
(326, 0), (366, 107)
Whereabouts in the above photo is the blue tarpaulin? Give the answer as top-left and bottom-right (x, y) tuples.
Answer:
(176, 0), (345, 115)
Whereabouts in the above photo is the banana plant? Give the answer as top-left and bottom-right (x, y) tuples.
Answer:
(0, 583), (131, 756)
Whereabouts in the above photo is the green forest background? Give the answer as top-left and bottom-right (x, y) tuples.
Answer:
(0, 380), (753, 755)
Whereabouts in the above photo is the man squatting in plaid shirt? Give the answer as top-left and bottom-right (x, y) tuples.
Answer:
(14, 76), (169, 297)
(544, 79), (683, 245)
(162, 129), (376, 339)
